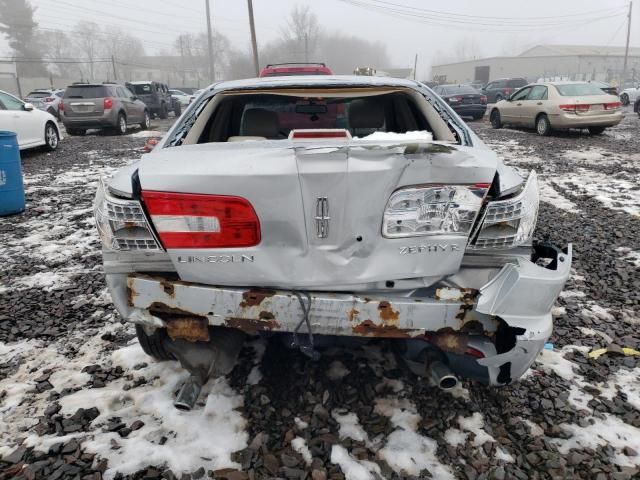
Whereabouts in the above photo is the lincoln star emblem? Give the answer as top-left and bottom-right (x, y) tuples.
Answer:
(315, 196), (330, 238)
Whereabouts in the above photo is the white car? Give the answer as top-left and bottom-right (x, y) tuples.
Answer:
(619, 84), (640, 105)
(168, 89), (191, 107)
(0, 90), (61, 151)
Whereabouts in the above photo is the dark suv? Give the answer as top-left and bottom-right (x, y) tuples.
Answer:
(482, 78), (528, 103)
(61, 83), (150, 135)
(126, 81), (179, 118)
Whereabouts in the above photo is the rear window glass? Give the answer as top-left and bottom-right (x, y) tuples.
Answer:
(442, 86), (478, 95)
(130, 84), (153, 94)
(64, 86), (109, 98)
(507, 79), (527, 88)
(26, 91), (50, 98)
(555, 84), (606, 96)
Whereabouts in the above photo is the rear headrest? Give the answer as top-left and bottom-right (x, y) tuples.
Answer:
(241, 108), (280, 138)
(348, 99), (385, 129)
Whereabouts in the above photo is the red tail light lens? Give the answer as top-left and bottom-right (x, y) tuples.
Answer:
(290, 129), (350, 139)
(59, 101), (64, 111)
(142, 191), (260, 248)
(504, 88), (513, 95)
(560, 104), (591, 113)
(604, 101), (621, 110)
(44, 97), (55, 102)
(480, 95), (487, 104)
(104, 98), (113, 109)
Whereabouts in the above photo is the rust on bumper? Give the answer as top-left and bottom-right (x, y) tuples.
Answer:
(125, 274), (498, 339)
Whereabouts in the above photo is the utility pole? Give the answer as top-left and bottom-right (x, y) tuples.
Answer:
(247, 0), (260, 76)
(111, 55), (118, 81)
(304, 33), (309, 62)
(622, 1), (633, 88)
(413, 54), (418, 80)
(205, 0), (215, 82)
(179, 36), (186, 86)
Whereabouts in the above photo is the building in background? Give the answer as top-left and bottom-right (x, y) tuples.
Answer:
(431, 45), (640, 86)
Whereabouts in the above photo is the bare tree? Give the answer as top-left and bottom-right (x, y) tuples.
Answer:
(451, 37), (483, 62)
(45, 30), (73, 77)
(103, 27), (145, 80)
(73, 21), (102, 81)
(280, 5), (321, 62)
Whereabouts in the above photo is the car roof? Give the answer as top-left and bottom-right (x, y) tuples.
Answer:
(211, 75), (421, 91)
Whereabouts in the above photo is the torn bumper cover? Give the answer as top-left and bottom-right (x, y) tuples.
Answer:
(107, 244), (572, 385)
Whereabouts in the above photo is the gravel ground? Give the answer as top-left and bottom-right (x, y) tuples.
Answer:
(0, 111), (639, 480)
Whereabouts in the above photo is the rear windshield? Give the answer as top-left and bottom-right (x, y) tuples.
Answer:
(130, 84), (153, 94)
(442, 86), (478, 95)
(507, 79), (527, 88)
(64, 86), (109, 98)
(26, 91), (50, 98)
(555, 84), (606, 96)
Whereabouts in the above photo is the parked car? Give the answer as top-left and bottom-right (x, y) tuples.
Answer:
(126, 81), (177, 118)
(467, 80), (486, 90)
(482, 78), (528, 103)
(169, 89), (191, 107)
(432, 84), (487, 119)
(23, 89), (65, 119)
(95, 75), (571, 410)
(259, 62), (333, 77)
(634, 96), (640, 116)
(61, 83), (150, 136)
(174, 87), (197, 95)
(588, 80), (617, 96)
(0, 89), (61, 150)
(619, 83), (640, 105)
(188, 89), (205, 104)
(489, 81), (622, 136)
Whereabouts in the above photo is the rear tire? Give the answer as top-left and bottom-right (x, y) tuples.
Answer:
(472, 112), (484, 120)
(620, 93), (629, 105)
(159, 103), (168, 119)
(536, 114), (551, 136)
(135, 325), (175, 361)
(173, 103), (181, 117)
(588, 126), (606, 135)
(66, 128), (86, 136)
(116, 112), (127, 135)
(140, 110), (150, 130)
(44, 122), (59, 151)
(490, 109), (502, 129)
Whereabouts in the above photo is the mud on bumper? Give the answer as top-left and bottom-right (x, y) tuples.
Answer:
(108, 244), (572, 385)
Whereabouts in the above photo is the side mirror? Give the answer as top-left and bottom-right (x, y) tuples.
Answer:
(130, 95), (137, 101)
(23, 102), (34, 111)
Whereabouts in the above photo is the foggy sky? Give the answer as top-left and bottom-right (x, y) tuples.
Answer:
(1, 0), (638, 79)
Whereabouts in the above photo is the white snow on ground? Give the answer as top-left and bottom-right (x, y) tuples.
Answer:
(599, 368), (640, 411)
(294, 417), (308, 430)
(523, 419), (544, 437)
(374, 397), (455, 478)
(330, 445), (381, 480)
(129, 130), (165, 138)
(554, 168), (640, 216)
(291, 437), (312, 466)
(577, 327), (614, 344)
(616, 247), (640, 267)
(444, 413), (514, 463)
(327, 360), (350, 380)
(538, 178), (579, 212)
(332, 410), (370, 444)
(553, 415), (640, 467)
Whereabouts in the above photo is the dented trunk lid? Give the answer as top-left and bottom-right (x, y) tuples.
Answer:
(136, 139), (498, 289)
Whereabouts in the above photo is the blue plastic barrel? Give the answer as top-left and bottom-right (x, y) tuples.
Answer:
(0, 131), (25, 216)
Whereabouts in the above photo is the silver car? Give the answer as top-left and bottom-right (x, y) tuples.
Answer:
(95, 76), (571, 409)
(23, 89), (64, 119)
(61, 83), (150, 135)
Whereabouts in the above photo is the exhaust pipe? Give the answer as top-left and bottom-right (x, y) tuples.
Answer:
(428, 360), (459, 391)
(174, 375), (202, 411)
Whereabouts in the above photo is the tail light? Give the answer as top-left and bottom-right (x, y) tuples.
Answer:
(469, 171), (539, 250)
(142, 191), (261, 248)
(382, 184), (489, 238)
(44, 97), (55, 102)
(480, 95), (487, 104)
(104, 98), (113, 109)
(560, 104), (591, 113)
(289, 129), (351, 140)
(604, 102), (621, 110)
(504, 88), (513, 95)
(94, 179), (161, 251)
(448, 96), (463, 103)
(59, 101), (64, 111)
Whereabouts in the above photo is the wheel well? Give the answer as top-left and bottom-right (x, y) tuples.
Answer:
(535, 112), (548, 123)
(45, 120), (58, 134)
(490, 108), (500, 117)
(118, 110), (126, 118)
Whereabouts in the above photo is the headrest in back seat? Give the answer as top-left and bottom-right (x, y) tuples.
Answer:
(348, 99), (385, 129)
(241, 108), (280, 138)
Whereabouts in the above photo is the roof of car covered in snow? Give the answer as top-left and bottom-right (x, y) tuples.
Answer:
(209, 75), (423, 92)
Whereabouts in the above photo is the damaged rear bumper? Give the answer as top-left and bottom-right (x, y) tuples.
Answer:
(107, 244), (572, 385)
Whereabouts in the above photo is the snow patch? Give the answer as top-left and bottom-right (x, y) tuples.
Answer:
(291, 437), (312, 465)
(330, 445), (381, 480)
(327, 360), (350, 380)
(332, 410), (370, 444)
